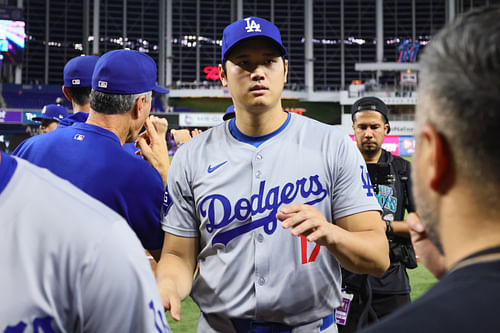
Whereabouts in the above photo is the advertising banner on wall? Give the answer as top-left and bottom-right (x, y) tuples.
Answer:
(399, 136), (415, 156)
(178, 112), (225, 127)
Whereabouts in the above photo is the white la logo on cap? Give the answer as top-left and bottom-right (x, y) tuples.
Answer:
(98, 81), (108, 88)
(41, 106), (46, 114)
(72, 79), (81, 85)
(244, 18), (261, 33)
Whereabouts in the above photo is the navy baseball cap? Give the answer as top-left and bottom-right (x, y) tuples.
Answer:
(351, 96), (390, 133)
(221, 17), (287, 63)
(223, 105), (235, 121)
(63, 55), (99, 87)
(33, 104), (69, 122)
(92, 49), (169, 94)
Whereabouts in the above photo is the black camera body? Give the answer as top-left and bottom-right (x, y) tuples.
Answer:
(366, 163), (395, 194)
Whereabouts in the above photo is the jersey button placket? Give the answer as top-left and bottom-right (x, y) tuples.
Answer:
(252, 150), (268, 317)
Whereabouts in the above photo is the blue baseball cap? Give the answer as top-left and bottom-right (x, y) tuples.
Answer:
(221, 17), (287, 63)
(223, 105), (235, 121)
(92, 49), (169, 94)
(33, 104), (69, 122)
(63, 55), (99, 87)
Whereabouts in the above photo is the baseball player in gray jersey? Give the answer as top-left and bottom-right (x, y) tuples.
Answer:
(154, 17), (389, 333)
(0, 152), (170, 333)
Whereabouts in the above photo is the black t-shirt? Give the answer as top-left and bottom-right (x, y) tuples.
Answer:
(360, 260), (500, 333)
(342, 149), (415, 294)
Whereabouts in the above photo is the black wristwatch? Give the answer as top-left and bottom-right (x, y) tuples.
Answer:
(385, 219), (394, 234)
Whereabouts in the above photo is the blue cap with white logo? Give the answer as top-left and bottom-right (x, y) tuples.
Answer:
(63, 55), (99, 87)
(92, 49), (169, 94)
(221, 17), (287, 63)
(33, 104), (69, 122)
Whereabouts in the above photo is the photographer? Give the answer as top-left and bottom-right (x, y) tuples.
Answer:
(339, 96), (416, 332)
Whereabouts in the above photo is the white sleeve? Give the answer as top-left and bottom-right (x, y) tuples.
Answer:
(161, 147), (200, 237)
(331, 133), (382, 219)
(78, 220), (170, 333)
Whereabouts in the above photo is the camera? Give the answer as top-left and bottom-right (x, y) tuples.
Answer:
(366, 163), (395, 194)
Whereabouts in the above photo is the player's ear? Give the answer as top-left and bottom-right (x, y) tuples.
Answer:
(283, 58), (288, 83)
(420, 124), (454, 194)
(219, 64), (228, 87)
(133, 94), (147, 120)
(384, 123), (389, 135)
(62, 86), (72, 102)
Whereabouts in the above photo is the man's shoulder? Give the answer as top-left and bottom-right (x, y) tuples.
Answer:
(382, 150), (410, 169)
(14, 130), (66, 157)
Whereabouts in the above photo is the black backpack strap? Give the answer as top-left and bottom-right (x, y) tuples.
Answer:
(389, 156), (410, 207)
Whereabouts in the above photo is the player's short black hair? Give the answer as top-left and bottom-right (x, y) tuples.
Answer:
(66, 86), (92, 106)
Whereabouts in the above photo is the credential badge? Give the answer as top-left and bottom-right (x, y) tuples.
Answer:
(244, 18), (261, 33)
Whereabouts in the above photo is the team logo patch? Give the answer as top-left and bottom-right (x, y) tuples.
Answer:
(73, 134), (85, 141)
(360, 165), (374, 197)
(244, 18), (261, 33)
(72, 79), (81, 85)
(98, 80), (108, 88)
(162, 188), (173, 218)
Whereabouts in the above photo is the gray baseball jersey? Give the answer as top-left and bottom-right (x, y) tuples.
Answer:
(0, 154), (170, 333)
(163, 112), (380, 329)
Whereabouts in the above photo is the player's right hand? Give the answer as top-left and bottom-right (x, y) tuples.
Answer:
(158, 282), (182, 321)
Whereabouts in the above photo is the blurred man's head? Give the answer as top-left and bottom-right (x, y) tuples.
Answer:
(413, 6), (500, 253)
(33, 104), (69, 134)
(89, 49), (168, 143)
(62, 55), (99, 107)
(351, 97), (390, 161)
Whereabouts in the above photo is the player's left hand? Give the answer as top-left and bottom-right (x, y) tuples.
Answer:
(277, 203), (336, 246)
(137, 116), (170, 187)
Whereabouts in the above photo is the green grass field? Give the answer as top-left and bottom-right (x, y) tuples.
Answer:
(166, 264), (437, 332)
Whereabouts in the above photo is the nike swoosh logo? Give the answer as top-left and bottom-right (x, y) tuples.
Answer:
(208, 161), (227, 173)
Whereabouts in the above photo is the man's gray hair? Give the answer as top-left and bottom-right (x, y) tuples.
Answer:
(90, 90), (152, 115)
(417, 6), (500, 188)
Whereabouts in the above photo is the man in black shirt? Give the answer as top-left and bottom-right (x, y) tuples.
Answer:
(340, 96), (416, 332)
(361, 6), (500, 333)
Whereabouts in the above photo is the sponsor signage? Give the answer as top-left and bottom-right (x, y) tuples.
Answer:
(0, 110), (22, 123)
(23, 111), (42, 123)
(399, 136), (415, 156)
(178, 112), (225, 127)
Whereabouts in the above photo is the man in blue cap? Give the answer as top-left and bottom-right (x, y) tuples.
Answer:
(58, 55), (99, 127)
(154, 16), (388, 333)
(14, 49), (170, 260)
(33, 104), (68, 134)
